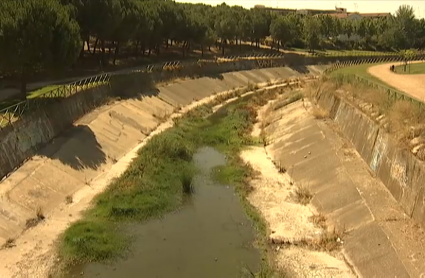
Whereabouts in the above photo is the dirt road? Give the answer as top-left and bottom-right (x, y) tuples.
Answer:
(368, 61), (425, 101)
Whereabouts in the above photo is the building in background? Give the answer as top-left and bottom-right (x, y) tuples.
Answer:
(254, 5), (390, 20)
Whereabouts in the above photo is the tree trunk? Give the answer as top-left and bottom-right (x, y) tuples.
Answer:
(182, 41), (186, 57)
(201, 44), (204, 57)
(221, 39), (225, 56)
(208, 45), (211, 51)
(113, 41), (120, 65)
(148, 45), (152, 56)
(93, 38), (99, 55)
(134, 40), (139, 55)
(108, 41), (113, 58)
(156, 43), (160, 56)
(101, 39), (106, 67)
(165, 39), (169, 49)
(79, 43), (85, 59)
(86, 39), (91, 54)
(141, 42), (145, 56)
(239, 38), (242, 51)
(20, 68), (27, 100)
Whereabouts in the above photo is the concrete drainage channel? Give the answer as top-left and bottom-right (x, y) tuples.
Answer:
(0, 66), (324, 278)
(261, 89), (425, 276)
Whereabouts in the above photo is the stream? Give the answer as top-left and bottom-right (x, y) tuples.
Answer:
(68, 147), (261, 278)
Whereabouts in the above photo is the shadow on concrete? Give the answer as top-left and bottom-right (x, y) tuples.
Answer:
(110, 68), (226, 101)
(38, 125), (106, 171)
(289, 65), (310, 74)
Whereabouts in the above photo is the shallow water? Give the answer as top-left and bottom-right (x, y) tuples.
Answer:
(68, 147), (260, 278)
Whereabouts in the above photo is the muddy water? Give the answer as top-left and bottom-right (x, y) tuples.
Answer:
(69, 147), (260, 278)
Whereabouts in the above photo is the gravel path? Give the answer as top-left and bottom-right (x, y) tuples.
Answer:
(368, 61), (425, 101)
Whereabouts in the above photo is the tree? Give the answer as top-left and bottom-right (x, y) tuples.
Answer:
(251, 8), (271, 48)
(303, 16), (321, 52)
(111, 0), (141, 65)
(88, 0), (122, 65)
(0, 0), (82, 99)
(393, 5), (416, 49)
(214, 4), (238, 55)
(270, 16), (293, 48)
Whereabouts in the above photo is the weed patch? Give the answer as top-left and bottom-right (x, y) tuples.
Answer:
(294, 185), (313, 205)
(25, 207), (45, 230)
(310, 213), (327, 230)
(1, 238), (16, 250)
(58, 86), (289, 276)
(311, 107), (329, 119)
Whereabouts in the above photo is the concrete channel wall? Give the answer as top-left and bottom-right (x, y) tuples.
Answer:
(0, 54), (394, 181)
(317, 92), (425, 226)
(0, 57), (327, 181)
(0, 85), (111, 180)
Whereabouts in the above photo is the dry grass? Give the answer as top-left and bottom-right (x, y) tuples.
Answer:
(308, 227), (344, 252)
(152, 110), (169, 123)
(311, 107), (329, 119)
(271, 227), (344, 252)
(1, 238), (16, 250)
(294, 185), (313, 205)
(310, 213), (327, 229)
(387, 101), (425, 144)
(25, 206), (45, 230)
(65, 195), (73, 204)
(308, 76), (425, 160)
(303, 78), (335, 102)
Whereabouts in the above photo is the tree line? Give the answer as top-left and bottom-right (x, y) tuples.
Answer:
(0, 0), (423, 98)
(270, 5), (425, 52)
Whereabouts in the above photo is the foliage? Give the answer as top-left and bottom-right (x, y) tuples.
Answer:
(1, 0), (425, 98)
(0, 0), (81, 98)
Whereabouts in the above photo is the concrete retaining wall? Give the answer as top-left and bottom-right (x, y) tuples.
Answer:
(0, 59), (317, 181)
(317, 92), (425, 226)
(0, 85), (111, 180)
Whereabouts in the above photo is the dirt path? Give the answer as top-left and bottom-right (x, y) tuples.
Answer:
(368, 61), (425, 101)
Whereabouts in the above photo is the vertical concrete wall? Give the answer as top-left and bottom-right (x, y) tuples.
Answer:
(318, 92), (425, 226)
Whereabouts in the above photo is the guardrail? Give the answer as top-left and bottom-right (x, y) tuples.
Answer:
(0, 55), (287, 129)
(0, 74), (111, 128)
(324, 54), (425, 74)
(3, 52), (423, 130)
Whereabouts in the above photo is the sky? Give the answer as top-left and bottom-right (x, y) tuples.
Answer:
(175, 0), (425, 18)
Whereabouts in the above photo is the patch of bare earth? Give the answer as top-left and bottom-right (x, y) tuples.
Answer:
(239, 98), (355, 277)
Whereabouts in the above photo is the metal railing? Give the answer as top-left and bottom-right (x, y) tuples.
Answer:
(3, 52), (423, 129)
(0, 74), (111, 128)
(0, 54), (288, 129)
(343, 74), (425, 109)
(324, 55), (425, 74)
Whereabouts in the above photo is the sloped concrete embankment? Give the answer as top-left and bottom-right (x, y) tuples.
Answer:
(263, 98), (425, 277)
(316, 93), (425, 227)
(0, 61), (324, 181)
(0, 65), (325, 247)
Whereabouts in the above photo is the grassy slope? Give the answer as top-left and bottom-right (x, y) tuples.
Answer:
(394, 62), (425, 75)
(291, 48), (393, 57)
(58, 89), (296, 276)
(330, 63), (402, 91)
